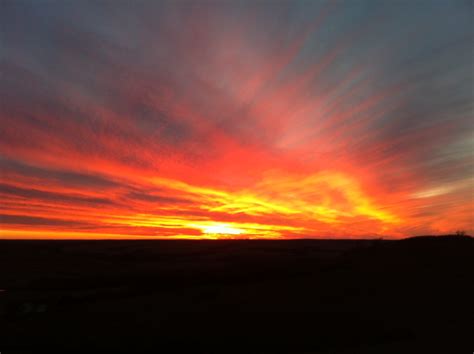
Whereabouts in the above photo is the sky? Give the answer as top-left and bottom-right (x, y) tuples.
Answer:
(1, 0), (473, 239)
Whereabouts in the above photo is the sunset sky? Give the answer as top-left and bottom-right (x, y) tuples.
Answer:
(1, 0), (473, 239)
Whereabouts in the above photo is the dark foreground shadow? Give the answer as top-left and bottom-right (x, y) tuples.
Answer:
(0, 236), (472, 353)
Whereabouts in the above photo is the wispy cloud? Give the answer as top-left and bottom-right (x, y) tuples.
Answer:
(1, 0), (472, 238)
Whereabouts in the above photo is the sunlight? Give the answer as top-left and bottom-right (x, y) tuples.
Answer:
(200, 223), (243, 235)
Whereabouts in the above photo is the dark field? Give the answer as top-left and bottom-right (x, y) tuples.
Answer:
(0, 236), (473, 353)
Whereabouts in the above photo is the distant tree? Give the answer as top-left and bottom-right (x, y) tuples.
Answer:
(455, 230), (466, 236)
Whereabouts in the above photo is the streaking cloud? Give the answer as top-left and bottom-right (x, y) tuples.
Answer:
(0, 0), (472, 239)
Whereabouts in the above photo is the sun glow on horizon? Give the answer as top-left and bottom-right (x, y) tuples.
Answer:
(199, 223), (243, 236)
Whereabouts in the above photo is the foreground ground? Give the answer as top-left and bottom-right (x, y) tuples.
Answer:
(0, 236), (472, 353)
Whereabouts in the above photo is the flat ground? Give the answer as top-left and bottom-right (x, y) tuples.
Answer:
(0, 237), (472, 353)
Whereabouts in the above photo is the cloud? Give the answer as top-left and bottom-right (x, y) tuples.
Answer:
(0, 214), (93, 227)
(1, 0), (472, 238)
